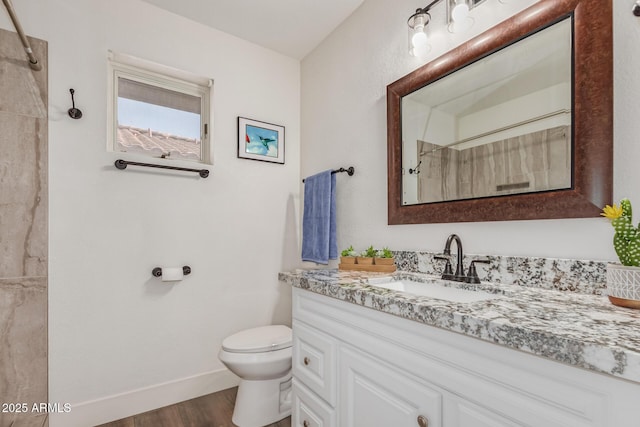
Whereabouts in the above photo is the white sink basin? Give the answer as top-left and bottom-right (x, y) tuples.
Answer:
(367, 277), (501, 303)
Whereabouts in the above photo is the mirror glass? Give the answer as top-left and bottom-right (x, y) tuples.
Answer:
(387, 0), (612, 224)
(401, 18), (572, 205)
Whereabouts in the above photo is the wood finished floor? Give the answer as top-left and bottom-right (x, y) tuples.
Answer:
(96, 387), (291, 427)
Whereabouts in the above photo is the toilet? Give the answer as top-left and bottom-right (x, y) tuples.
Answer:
(218, 325), (292, 427)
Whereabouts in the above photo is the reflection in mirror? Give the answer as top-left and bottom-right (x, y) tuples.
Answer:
(387, 0), (611, 224)
(402, 18), (572, 205)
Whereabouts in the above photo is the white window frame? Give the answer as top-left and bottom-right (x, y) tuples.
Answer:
(107, 51), (213, 164)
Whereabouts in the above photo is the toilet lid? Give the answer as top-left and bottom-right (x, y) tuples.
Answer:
(222, 325), (292, 353)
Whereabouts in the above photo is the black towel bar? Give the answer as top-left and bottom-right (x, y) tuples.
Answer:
(115, 159), (209, 178)
(302, 166), (354, 183)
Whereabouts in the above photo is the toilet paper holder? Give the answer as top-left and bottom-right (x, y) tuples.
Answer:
(152, 266), (191, 278)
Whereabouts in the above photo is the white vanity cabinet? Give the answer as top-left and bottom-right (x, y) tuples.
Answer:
(292, 320), (338, 427)
(338, 345), (442, 427)
(291, 287), (640, 427)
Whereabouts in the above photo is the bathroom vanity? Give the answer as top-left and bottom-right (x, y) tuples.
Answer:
(280, 269), (640, 427)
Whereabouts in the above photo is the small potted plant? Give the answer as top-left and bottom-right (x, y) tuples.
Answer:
(602, 198), (640, 308)
(340, 245), (357, 264)
(374, 247), (395, 266)
(357, 245), (377, 265)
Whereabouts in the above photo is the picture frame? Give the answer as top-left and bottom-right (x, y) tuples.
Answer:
(237, 117), (285, 164)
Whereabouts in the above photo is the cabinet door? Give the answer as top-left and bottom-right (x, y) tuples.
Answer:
(445, 395), (522, 427)
(339, 346), (442, 427)
(293, 379), (336, 427)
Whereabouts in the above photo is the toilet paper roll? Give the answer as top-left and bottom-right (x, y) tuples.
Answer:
(161, 267), (183, 282)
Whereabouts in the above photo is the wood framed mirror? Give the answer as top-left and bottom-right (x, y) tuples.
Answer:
(387, 0), (612, 224)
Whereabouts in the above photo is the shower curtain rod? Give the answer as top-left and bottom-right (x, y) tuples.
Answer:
(1, 0), (41, 71)
(420, 109), (571, 155)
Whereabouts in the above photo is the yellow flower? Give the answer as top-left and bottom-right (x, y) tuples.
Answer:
(601, 204), (622, 219)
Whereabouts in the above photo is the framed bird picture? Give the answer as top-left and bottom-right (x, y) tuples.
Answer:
(237, 117), (285, 164)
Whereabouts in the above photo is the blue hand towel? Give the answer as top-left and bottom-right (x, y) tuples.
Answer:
(301, 170), (337, 264)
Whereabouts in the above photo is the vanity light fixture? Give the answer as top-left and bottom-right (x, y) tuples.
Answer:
(447, 0), (474, 33)
(408, 0), (487, 56)
(449, 0), (471, 22)
(408, 7), (431, 57)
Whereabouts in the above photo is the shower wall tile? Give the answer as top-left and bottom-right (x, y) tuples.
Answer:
(0, 278), (47, 427)
(419, 140), (458, 202)
(0, 28), (48, 427)
(0, 414), (47, 427)
(0, 29), (47, 118)
(0, 112), (47, 279)
(0, 411), (47, 427)
(418, 126), (570, 202)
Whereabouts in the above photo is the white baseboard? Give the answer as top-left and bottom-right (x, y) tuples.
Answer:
(49, 368), (239, 427)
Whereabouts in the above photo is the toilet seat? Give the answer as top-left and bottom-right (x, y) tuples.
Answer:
(222, 325), (292, 353)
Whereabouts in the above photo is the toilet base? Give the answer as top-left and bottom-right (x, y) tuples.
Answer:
(232, 372), (292, 427)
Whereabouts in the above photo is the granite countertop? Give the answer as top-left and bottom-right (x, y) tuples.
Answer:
(279, 268), (640, 384)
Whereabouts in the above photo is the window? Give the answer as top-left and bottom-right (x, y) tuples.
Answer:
(108, 52), (212, 164)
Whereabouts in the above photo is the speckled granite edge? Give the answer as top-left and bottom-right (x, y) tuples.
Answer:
(280, 269), (640, 384)
(393, 251), (608, 295)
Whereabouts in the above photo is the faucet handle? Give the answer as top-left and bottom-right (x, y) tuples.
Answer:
(434, 255), (454, 280)
(465, 259), (490, 284)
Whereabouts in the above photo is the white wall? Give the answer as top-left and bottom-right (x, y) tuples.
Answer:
(457, 83), (572, 148)
(1, 0), (300, 425)
(302, 0), (638, 261)
(2, 0), (637, 423)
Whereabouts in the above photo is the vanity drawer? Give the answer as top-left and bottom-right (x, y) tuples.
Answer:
(293, 379), (336, 427)
(292, 320), (337, 406)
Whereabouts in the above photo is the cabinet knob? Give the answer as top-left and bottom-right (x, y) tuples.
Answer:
(303, 420), (310, 427)
(303, 357), (310, 366)
(417, 415), (428, 427)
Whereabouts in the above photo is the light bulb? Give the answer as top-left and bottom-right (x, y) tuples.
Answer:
(413, 43), (430, 57)
(451, 0), (469, 22)
(408, 10), (430, 56)
(412, 31), (428, 48)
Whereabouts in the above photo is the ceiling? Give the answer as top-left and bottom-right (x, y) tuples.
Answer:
(140, 0), (365, 59)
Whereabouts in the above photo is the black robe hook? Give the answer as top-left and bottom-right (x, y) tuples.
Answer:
(68, 88), (83, 119)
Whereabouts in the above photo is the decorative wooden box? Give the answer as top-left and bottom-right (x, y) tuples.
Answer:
(338, 257), (396, 273)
